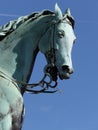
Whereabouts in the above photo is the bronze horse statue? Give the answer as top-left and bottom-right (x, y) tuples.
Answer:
(0, 4), (76, 130)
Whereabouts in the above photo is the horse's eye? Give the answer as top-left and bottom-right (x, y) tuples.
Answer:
(57, 30), (65, 38)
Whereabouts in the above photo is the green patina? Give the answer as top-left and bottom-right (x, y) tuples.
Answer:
(0, 4), (76, 130)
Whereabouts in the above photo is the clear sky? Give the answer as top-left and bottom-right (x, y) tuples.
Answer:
(0, 0), (98, 130)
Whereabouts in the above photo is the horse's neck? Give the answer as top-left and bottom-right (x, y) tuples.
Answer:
(12, 36), (39, 84)
(0, 34), (39, 86)
(0, 15), (54, 88)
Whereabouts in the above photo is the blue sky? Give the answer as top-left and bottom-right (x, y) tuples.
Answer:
(0, 0), (98, 130)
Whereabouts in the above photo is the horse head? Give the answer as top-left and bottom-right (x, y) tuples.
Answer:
(38, 4), (76, 81)
(39, 4), (76, 80)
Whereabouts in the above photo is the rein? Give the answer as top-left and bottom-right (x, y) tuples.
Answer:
(0, 70), (58, 94)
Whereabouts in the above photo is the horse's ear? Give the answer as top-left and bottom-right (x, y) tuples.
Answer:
(64, 8), (71, 17)
(55, 3), (63, 19)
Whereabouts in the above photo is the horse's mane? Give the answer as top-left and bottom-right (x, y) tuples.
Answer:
(0, 10), (54, 41)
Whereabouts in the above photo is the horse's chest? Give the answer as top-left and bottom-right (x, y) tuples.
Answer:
(0, 76), (24, 129)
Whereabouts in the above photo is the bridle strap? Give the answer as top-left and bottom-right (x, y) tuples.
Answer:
(46, 21), (56, 62)
(45, 20), (57, 67)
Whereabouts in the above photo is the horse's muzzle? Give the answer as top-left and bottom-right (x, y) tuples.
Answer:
(44, 64), (74, 81)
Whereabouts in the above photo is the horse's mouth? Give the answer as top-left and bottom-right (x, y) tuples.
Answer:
(44, 65), (73, 81)
(49, 67), (71, 80)
(59, 69), (73, 80)
(59, 72), (71, 80)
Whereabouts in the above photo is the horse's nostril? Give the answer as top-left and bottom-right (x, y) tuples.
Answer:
(62, 65), (69, 71)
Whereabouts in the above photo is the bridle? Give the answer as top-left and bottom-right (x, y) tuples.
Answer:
(44, 16), (73, 82)
(0, 16), (73, 94)
(44, 20), (58, 81)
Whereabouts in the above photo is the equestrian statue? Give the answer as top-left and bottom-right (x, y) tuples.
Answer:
(0, 4), (76, 130)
